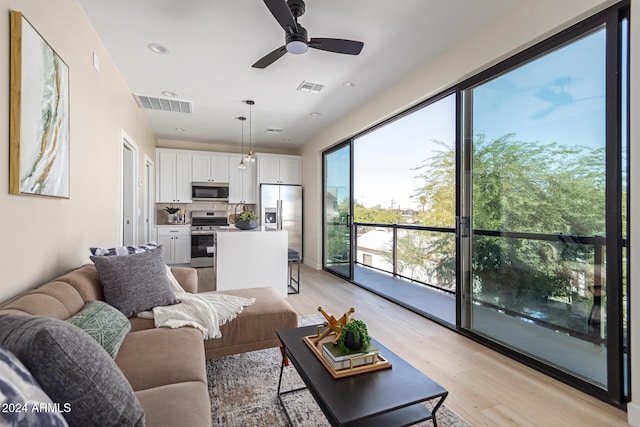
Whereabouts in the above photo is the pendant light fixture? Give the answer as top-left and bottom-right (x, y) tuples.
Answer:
(245, 100), (256, 163)
(238, 116), (247, 170)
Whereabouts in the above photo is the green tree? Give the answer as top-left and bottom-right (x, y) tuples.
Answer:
(412, 133), (605, 319)
(412, 141), (456, 228)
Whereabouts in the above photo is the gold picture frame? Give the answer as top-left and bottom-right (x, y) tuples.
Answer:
(10, 10), (70, 198)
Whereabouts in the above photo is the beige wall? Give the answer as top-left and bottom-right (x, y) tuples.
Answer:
(0, 0), (156, 301)
(301, 0), (640, 421)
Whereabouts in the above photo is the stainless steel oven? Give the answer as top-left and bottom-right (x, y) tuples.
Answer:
(190, 210), (228, 268)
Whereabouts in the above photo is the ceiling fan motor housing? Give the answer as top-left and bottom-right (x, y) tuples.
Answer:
(287, 0), (306, 18)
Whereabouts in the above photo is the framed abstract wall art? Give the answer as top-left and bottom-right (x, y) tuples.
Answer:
(9, 10), (70, 198)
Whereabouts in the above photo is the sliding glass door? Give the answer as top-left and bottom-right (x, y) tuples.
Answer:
(323, 143), (352, 279)
(320, 2), (628, 406)
(462, 19), (626, 399)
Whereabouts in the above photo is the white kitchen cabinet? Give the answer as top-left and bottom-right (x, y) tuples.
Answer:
(258, 154), (301, 185)
(228, 154), (257, 204)
(192, 153), (229, 183)
(157, 227), (191, 265)
(157, 150), (192, 203)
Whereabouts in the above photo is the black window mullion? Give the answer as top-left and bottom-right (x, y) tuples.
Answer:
(604, 5), (628, 406)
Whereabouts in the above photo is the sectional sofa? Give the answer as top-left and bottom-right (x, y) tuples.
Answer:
(0, 258), (298, 426)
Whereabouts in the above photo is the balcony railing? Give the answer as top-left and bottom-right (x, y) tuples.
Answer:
(354, 222), (456, 294)
(353, 221), (626, 345)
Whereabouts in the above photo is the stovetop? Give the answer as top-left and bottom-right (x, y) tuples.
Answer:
(191, 210), (229, 230)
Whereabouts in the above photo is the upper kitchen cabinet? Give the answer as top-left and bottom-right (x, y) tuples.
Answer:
(228, 154), (257, 204)
(192, 153), (229, 183)
(157, 150), (192, 203)
(258, 154), (301, 185)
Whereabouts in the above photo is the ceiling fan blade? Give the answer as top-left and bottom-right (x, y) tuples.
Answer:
(309, 38), (364, 55)
(252, 46), (288, 69)
(262, 0), (298, 34)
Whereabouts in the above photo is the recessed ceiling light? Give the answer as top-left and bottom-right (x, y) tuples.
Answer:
(309, 112), (322, 117)
(343, 81), (356, 88)
(147, 43), (169, 54)
(161, 90), (177, 97)
(175, 127), (186, 132)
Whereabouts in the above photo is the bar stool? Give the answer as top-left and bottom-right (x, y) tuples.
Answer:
(288, 248), (300, 294)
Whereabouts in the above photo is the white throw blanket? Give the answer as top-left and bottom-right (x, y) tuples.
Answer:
(137, 266), (255, 339)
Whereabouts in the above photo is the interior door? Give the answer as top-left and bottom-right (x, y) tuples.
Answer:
(323, 142), (352, 279)
(122, 144), (135, 246)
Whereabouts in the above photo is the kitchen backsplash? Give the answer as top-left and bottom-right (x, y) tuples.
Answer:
(156, 202), (256, 225)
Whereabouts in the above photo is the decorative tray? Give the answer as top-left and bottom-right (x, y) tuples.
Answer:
(303, 327), (392, 379)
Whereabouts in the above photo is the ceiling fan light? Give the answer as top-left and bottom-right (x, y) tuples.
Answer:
(286, 40), (308, 54)
(285, 26), (308, 54)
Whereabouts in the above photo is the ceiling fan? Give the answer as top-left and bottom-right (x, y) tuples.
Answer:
(252, 0), (364, 69)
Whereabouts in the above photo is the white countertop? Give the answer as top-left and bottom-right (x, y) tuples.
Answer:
(156, 223), (191, 227)
(215, 225), (278, 232)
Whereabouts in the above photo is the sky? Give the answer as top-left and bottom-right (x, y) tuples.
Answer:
(343, 27), (606, 210)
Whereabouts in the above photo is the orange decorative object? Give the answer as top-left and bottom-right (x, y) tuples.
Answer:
(313, 306), (355, 345)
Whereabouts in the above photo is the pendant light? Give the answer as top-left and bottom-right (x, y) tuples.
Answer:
(245, 100), (256, 163)
(238, 116), (247, 170)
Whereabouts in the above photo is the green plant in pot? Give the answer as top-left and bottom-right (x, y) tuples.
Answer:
(164, 206), (181, 223)
(235, 210), (259, 230)
(337, 319), (371, 354)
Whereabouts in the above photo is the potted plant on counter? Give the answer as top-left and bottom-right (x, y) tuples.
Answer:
(164, 206), (181, 224)
(235, 210), (259, 230)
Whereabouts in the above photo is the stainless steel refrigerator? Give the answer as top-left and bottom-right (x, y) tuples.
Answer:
(260, 184), (302, 259)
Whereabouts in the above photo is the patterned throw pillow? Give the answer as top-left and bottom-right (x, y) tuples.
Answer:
(89, 241), (158, 256)
(66, 301), (130, 358)
(0, 314), (145, 427)
(0, 344), (68, 427)
(91, 246), (178, 317)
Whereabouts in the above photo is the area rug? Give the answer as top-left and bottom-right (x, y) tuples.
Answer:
(207, 315), (471, 426)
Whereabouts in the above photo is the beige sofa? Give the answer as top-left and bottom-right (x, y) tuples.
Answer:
(0, 264), (298, 426)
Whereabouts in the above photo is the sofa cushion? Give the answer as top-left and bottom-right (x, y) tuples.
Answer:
(89, 241), (159, 256)
(135, 382), (211, 427)
(203, 287), (298, 358)
(0, 344), (69, 427)
(0, 314), (145, 427)
(66, 301), (130, 358)
(116, 327), (207, 391)
(91, 246), (178, 317)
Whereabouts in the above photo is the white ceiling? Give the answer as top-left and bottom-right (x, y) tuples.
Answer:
(77, 0), (521, 150)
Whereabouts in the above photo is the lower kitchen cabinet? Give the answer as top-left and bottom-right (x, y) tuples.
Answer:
(157, 227), (191, 265)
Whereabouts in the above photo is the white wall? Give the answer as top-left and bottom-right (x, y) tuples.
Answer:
(0, 0), (157, 301)
(300, 0), (640, 420)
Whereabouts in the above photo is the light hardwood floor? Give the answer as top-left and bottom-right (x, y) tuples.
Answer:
(285, 265), (628, 427)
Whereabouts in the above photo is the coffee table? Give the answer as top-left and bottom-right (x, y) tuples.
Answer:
(277, 325), (448, 427)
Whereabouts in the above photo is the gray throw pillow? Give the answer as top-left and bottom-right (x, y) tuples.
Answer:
(0, 344), (69, 427)
(91, 246), (178, 317)
(0, 314), (145, 427)
(66, 301), (131, 358)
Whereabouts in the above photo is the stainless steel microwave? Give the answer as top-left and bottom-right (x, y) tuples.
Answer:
(191, 182), (229, 201)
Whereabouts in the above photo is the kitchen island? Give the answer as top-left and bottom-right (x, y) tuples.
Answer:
(215, 227), (288, 298)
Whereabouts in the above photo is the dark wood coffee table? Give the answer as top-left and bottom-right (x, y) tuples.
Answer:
(277, 325), (448, 427)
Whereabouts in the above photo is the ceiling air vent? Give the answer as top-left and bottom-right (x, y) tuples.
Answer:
(265, 128), (283, 134)
(133, 94), (192, 114)
(297, 81), (324, 94)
